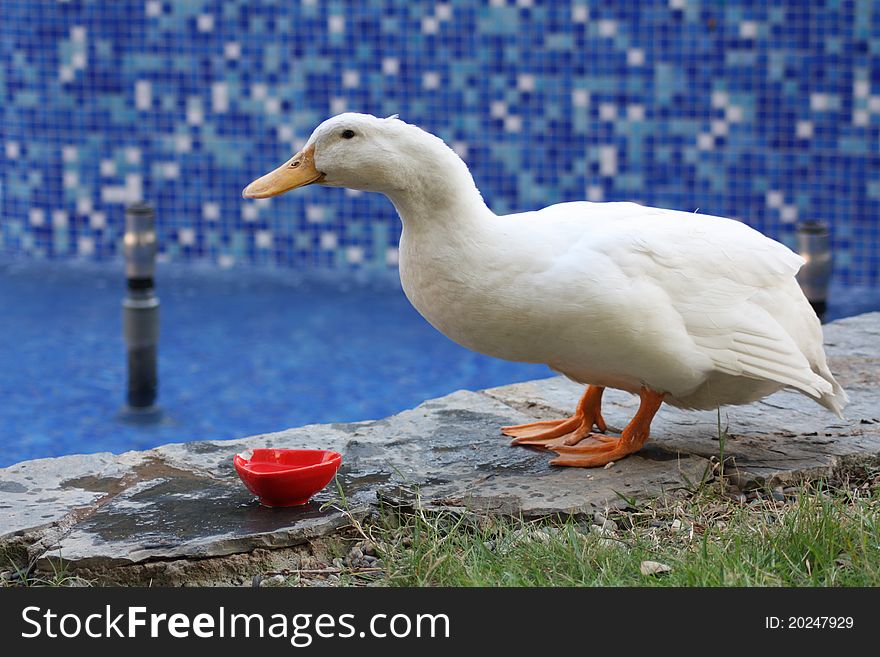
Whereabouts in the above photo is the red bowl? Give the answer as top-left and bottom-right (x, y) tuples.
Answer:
(233, 448), (342, 507)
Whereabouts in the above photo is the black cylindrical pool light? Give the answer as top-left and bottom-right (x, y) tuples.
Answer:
(795, 220), (833, 322)
(123, 202), (160, 411)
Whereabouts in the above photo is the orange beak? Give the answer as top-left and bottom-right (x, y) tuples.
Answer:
(241, 144), (324, 199)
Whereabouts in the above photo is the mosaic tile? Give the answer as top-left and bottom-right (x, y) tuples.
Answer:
(0, 0), (878, 284)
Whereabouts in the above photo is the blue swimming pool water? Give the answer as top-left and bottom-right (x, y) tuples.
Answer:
(1, 258), (878, 468)
(0, 258), (554, 467)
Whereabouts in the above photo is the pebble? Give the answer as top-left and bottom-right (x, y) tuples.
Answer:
(640, 560), (672, 576)
(346, 544), (385, 569)
(771, 489), (786, 502)
(592, 512), (618, 532)
(670, 519), (682, 531)
(529, 529), (551, 542)
(590, 524), (615, 537)
(66, 577), (91, 587)
(259, 574), (285, 587)
(332, 557), (345, 569)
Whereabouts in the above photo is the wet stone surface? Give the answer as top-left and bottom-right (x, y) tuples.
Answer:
(50, 476), (354, 567)
(1, 312), (878, 576)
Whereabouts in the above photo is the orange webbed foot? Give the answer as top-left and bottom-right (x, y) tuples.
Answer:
(501, 385), (606, 448)
(546, 387), (666, 469)
(549, 435), (637, 467)
(501, 416), (584, 445)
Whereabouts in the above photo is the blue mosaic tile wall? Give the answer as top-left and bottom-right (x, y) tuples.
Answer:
(1, 0), (878, 285)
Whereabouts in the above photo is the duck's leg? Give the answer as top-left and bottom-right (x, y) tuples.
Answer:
(502, 385), (606, 447)
(548, 387), (665, 467)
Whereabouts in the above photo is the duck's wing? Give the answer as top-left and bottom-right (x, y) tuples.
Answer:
(592, 206), (833, 399)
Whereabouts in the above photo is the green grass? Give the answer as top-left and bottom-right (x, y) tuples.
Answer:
(361, 477), (880, 587)
(1, 551), (93, 588)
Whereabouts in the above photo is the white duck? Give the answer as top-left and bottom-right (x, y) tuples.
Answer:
(243, 113), (848, 468)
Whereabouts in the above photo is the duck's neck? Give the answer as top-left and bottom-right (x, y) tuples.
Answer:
(383, 148), (494, 233)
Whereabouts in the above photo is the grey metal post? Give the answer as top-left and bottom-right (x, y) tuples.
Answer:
(795, 220), (833, 321)
(123, 202), (160, 412)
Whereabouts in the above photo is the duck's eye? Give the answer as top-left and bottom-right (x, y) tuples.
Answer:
(341, 129), (356, 139)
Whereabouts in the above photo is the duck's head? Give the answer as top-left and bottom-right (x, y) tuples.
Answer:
(243, 113), (424, 198)
(242, 113), (486, 222)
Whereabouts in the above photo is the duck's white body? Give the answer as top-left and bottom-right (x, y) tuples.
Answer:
(398, 199), (845, 413)
(243, 112), (848, 439)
